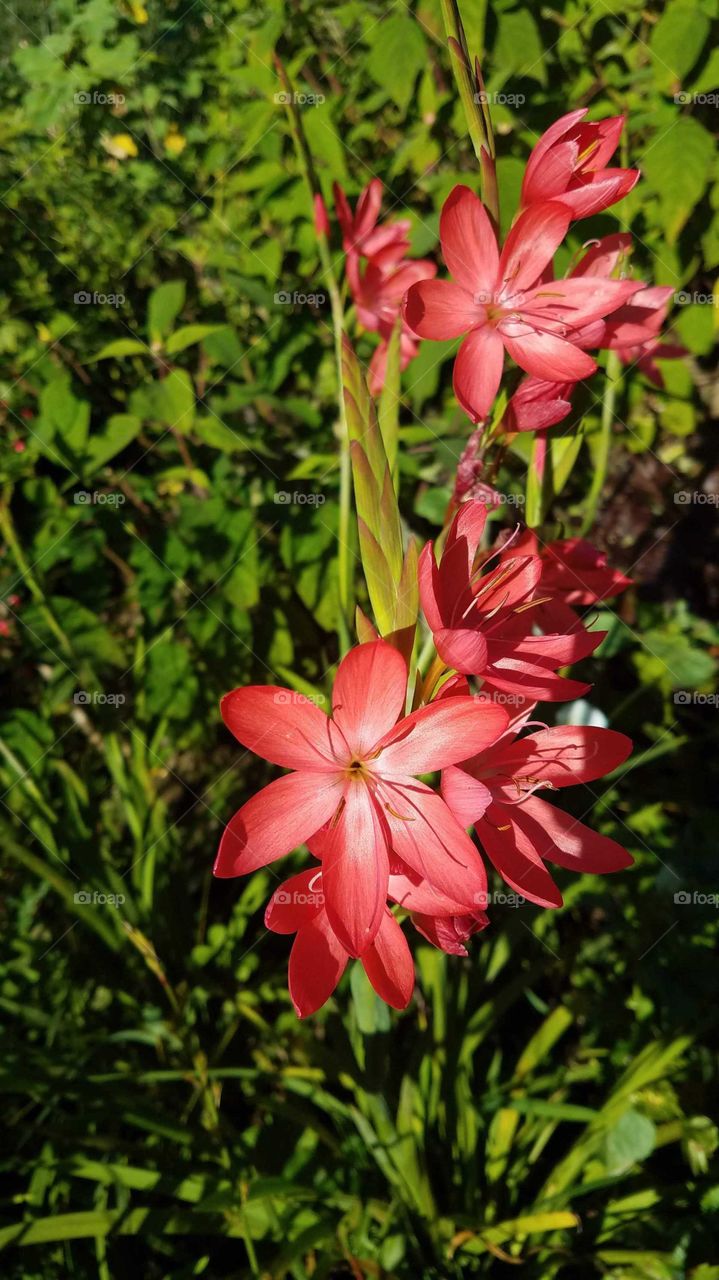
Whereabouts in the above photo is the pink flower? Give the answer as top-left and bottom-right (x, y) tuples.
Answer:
(265, 867), (414, 1017)
(388, 868), (488, 955)
(498, 529), (631, 634)
(419, 501), (603, 700)
(520, 110), (639, 219)
(603, 286), (686, 387)
(215, 640), (508, 957)
(442, 720), (633, 907)
(333, 179), (411, 261)
(504, 233), (638, 433)
(349, 255), (437, 339)
(404, 186), (641, 423)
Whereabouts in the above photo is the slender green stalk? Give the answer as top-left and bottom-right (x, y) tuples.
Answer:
(0, 487), (74, 658)
(274, 57), (353, 648)
(440, 0), (499, 228)
(581, 351), (621, 536)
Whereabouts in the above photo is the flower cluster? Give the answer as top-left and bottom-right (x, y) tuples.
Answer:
(215, 102), (679, 1018)
(333, 178), (436, 395)
(403, 110), (681, 427)
(216, 498), (633, 1017)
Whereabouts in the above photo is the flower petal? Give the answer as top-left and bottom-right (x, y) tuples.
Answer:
(288, 913), (348, 1017)
(265, 867), (325, 934)
(560, 169), (639, 219)
(453, 325), (505, 422)
(332, 639), (408, 756)
(403, 279), (480, 339)
(215, 771), (344, 877)
(221, 686), (338, 770)
(492, 726), (632, 789)
(377, 697), (508, 774)
(439, 184), (500, 296)
(519, 795), (633, 873)
(441, 763), (493, 827)
(361, 910), (414, 1009)
(320, 783), (389, 957)
(380, 780), (488, 910)
(499, 202), (572, 295)
(502, 328), (597, 383)
(433, 627), (489, 676)
(475, 801), (564, 907)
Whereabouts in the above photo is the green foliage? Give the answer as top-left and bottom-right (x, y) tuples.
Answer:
(1, 0), (717, 1276)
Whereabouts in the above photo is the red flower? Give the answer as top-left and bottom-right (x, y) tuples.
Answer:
(603, 286), (686, 387)
(215, 640), (508, 957)
(335, 179), (436, 395)
(503, 233), (640, 433)
(520, 109), (639, 220)
(498, 529), (631, 634)
(404, 186), (641, 423)
(388, 868), (489, 955)
(333, 178), (411, 261)
(419, 501), (603, 700)
(265, 867), (414, 1017)
(442, 720), (633, 907)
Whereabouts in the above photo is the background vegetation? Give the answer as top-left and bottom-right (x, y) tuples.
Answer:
(1, 0), (717, 1275)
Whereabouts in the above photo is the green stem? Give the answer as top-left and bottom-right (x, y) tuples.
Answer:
(581, 350), (621, 537)
(274, 56), (354, 647)
(0, 488), (74, 659)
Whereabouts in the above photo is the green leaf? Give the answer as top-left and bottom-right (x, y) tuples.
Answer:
(147, 280), (186, 343)
(642, 116), (714, 242)
(152, 370), (195, 429)
(165, 324), (225, 355)
(650, 2), (710, 91)
(83, 414), (141, 473)
(493, 10), (547, 85)
(366, 14), (427, 111)
(605, 1109), (657, 1175)
(89, 339), (150, 362)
